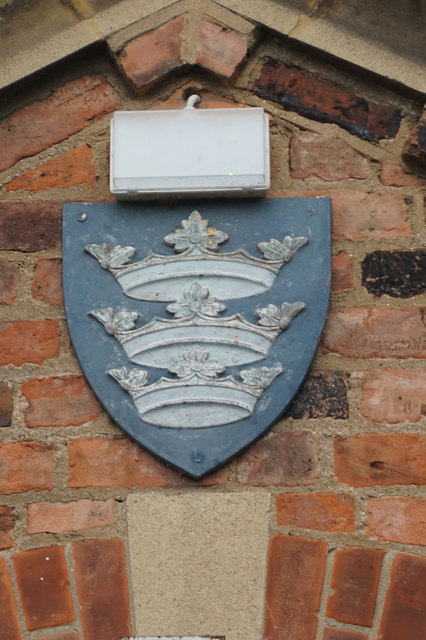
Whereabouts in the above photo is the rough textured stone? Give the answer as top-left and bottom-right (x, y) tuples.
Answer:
(0, 558), (22, 640)
(362, 250), (426, 298)
(380, 158), (423, 186)
(366, 498), (426, 545)
(0, 381), (13, 427)
(253, 59), (401, 141)
(13, 545), (74, 630)
(0, 76), (120, 172)
(264, 535), (327, 640)
(0, 442), (54, 494)
(0, 202), (61, 252)
(323, 307), (426, 359)
(0, 260), (19, 304)
(197, 21), (247, 80)
(402, 108), (426, 166)
(0, 320), (60, 366)
(0, 505), (15, 549)
(6, 144), (96, 191)
(378, 554), (426, 640)
(236, 430), (320, 486)
(331, 251), (354, 292)
(276, 493), (354, 532)
(22, 375), (100, 427)
(326, 547), (384, 626)
(290, 134), (369, 180)
(117, 16), (186, 92)
(361, 369), (426, 423)
(287, 370), (349, 419)
(73, 538), (131, 640)
(28, 499), (114, 534)
(31, 257), (63, 305)
(323, 629), (368, 640)
(334, 434), (426, 487)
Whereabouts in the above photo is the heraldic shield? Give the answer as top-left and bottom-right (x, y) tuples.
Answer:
(63, 197), (330, 477)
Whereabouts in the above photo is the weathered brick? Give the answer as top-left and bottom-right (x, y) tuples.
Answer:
(73, 538), (131, 640)
(253, 59), (401, 141)
(326, 547), (384, 626)
(0, 260), (19, 304)
(13, 546), (74, 630)
(68, 437), (227, 488)
(32, 257), (63, 305)
(361, 369), (426, 423)
(367, 497), (426, 545)
(323, 307), (426, 359)
(264, 535), (327, 640)
(276, 493), (354, 532)
(0, 442), (54, 494)
(334, 434), (426, 487)
(0, 558), (22, 640)
(0, 506), (15, 549)
(236, 430), (320, 486)
(117, 16), (186, 92)
(0, 380), (13, 427)
(6, 144), (96, 191)
(28, 498), (114, 534)
(197, 20), (247, 80)
(22, 375), (100, 427)
(362, 250), (426, 298)
(287, 370), (349, 419)
(37, 634), (78, 640)
(331, 251), (354, 292)
(290, 134), (369, 181)
(0, 320), (60, 366)
(378, 553), (426, 640)
(380, 158), (423, 186)
(0, 76), (120, 172)
(0, 202), (61, 252)
(323, 629), (368, 640)
(402, 107), (426, 166)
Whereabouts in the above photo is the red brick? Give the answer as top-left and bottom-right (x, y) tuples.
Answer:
(197, 20), (247, 80)
(290, 134), (369, 181)
(288, 370), (349, 419)
(323, 307), (426, 359)
(276, 493), (354, 532)
(0, 76), (120, 172)
(37, 634), (78, 640)
(323, 629), (368, 640)
(378, 553), (426, 640)
(0, 320), (60, 366)
(334, 434), (426, 487)
(0, 260), (19, 304)
(331, 251), (354, 292)
(117, 16), (186, 92)
(22, 375), (100, 428)
(402, 108), (426, 166)
(0, 441), (54, 494)
(28, 498), (114, 534)
(7, 144), (96, 191)
(361, 369), (426, 423)
(380, 158), (423, 186)
(236, 430), (320, 486)
(73, 538), (131, 640)
(264, 534), (327, 640)
(367, 497), (426, 545)
(68, 437), (227, 488)
(0, 506), (15, 549)
(326, 547), (384, 626)
(253, 59), (401, 141)
(13, 545), (74, 631)
(32, 257), (63, 305)
(0, 558), (22, 640)
(0, 202), (61, 252)
(0, 380), (13, 427)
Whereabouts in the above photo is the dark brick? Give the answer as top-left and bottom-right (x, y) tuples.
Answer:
(0, 381), (13, 427)
(252, 59), (401, 141)
(0, 202), (61, 252)
(288, 370), (349, 419)
(403, 108), (426, 166)
(362, 250), (426, 298)
(0, 505), (15, 549)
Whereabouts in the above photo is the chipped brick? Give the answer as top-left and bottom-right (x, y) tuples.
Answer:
(290, 134), (369, 180)
(361, 369), (426, 423)
(197, 21), (247, 80)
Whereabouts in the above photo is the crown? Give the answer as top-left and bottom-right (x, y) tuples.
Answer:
(108, 347), (282, 428)
(89, 282), (305, 368)
(85, 210), (308, 301)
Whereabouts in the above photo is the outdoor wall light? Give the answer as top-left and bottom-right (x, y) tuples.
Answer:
(110, 95), (270, 199)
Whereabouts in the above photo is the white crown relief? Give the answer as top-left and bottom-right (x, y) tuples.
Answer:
(88, 282), (306, 368)
(85, 210), (308, 301)
(108, 347), (283, 428)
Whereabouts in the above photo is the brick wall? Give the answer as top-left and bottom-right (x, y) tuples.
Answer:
(0, 10), (425, 640)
